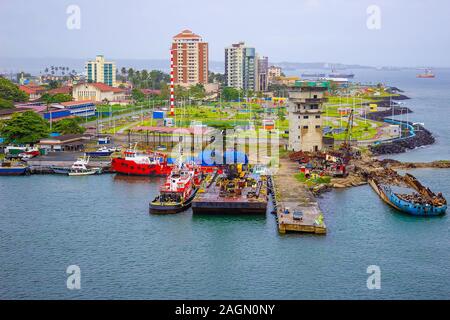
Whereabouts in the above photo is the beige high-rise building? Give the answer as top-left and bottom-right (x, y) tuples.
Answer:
(85, 55), (117, 87)
(288, 81), (329, 152)
(268, 66), (282, 82)
(171, 30), (209, 86)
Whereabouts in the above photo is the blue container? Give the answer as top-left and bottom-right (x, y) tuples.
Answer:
(44, 109), (71, 120)
(153, 111), (165, 119)
(195, 150), (248, 165)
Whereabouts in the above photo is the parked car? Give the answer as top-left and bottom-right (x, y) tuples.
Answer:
(293, 210), (304, 221)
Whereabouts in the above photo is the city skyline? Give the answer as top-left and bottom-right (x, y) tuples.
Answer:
(1, 0), (450, 68)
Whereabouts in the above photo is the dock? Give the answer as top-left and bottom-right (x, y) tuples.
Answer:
(192, 171), (268, 214)
(26, 152), (111, 173)
(273, 158), (326, 234)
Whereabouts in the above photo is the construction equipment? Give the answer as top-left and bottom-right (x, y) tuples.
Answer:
(339, 109), (355, 162)
(342, 109), (354, 149)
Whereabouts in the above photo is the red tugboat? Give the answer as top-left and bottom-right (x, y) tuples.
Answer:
(111, 146), (171, 176)
(149, 163), (203, 214)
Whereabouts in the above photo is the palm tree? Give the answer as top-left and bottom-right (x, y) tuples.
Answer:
(128, 68), (135, 80)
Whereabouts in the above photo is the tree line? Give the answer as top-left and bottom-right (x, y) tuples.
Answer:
(118, 68), (170, 90)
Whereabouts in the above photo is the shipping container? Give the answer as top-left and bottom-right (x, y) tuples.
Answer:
(153, 111), (165, 119)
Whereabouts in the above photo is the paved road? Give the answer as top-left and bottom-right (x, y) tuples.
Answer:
(83, 106), (155, 128)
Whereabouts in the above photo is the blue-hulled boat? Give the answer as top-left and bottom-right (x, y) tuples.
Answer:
(85, 146), (113, 157)
(0, 162), (29, 176)
(369, 172), (447, 216)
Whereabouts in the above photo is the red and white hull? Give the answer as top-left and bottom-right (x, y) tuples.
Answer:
(111, 158), (171, 176)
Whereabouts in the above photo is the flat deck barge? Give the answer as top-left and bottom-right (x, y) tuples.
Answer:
(273, 159), (326, 234)
(192, 169), (268, 214)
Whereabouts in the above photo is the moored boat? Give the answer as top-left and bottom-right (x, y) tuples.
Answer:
(67, 156), (101, 176)
(149, 163), (203, 214)
(51, 166), (70, 174)
(368, 171), (447, 216)
(111, 146), (171, 176)
(0, 161), (29, 176)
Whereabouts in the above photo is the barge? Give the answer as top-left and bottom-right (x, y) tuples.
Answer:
(369, 170), (447, 216)
(192, 164), (268, 215)
(0, 161), (29, 176)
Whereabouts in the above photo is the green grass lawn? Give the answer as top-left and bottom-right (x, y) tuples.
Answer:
(294, 172), (331, 187)
(323, 118), (380, 140)
(96, 104), (136, 112)
(174, 105), (230, 120)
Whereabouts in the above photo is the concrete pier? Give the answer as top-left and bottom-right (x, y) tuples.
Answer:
(273, 158), (326, 234)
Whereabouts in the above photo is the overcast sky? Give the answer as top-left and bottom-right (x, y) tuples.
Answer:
(1, 0), (449, 67)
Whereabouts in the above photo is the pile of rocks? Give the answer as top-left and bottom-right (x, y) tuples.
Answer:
(370, 123), (435, 155)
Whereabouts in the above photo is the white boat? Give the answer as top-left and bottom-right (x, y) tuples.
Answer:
(67, 156), (101, 176)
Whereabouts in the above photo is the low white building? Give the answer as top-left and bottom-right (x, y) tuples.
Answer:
(383, 124), (401, 138)
(72, 83), (126, 102)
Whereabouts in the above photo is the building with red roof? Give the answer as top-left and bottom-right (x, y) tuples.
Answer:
(72, 82), (126, 102)
(19, 85), (46, 100)
(47, 86), (72, 95)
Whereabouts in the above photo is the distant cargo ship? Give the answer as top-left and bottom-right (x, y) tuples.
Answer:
(301, 73), (326, 78)
(417, 69), (435, 78)
(328, 72), (354, 79)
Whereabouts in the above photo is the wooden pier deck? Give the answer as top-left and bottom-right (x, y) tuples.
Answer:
(273, 159), (326, 234)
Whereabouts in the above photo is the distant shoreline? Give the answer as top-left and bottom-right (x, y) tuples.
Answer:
(1, 57), (450, 75)
(368, 95), (435, 155)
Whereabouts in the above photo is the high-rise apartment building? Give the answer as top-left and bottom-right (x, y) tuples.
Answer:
(85, 55), (116, 87)
(225, 42), (257, 92)
(257, 56), (269, 92)
(171, 30), (209, 86)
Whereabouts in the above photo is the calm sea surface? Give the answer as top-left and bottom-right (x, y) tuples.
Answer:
(0, 70), (449, 299)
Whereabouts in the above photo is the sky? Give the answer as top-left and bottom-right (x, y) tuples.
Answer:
(1, 0), (450, 67)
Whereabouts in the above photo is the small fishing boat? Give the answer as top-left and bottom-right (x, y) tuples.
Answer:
(149, 163), (203, 214)
(67, 156), (101, 176)
(0, 161), (29, 176)
(369, 171), (447, 216)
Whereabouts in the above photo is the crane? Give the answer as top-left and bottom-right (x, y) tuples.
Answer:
(344, 109), (355, 145)
(339, 109), (355, 162)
